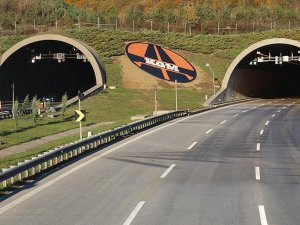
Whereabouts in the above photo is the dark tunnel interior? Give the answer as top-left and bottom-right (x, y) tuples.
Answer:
(229, 44), (300, 99)
(0, 40), (96, 102)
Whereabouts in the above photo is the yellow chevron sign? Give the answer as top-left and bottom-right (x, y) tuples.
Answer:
(75, 110), (86, 122)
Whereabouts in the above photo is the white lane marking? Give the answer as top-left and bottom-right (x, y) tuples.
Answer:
(0, 101), (260, 214)
(220, 120), (227, 124)
(123, 201), (145, 225)
(277, 110), (281, 113)
(256, 143), (261, 151)
(242, 110), (247, 113)
(160, 164), (176, 178)
(233, 114), (239, 117)
(260, 130), (264, 136)
(256, 167), (261, 180)
(271, 114), (275, 118)
(187, 142), (197, 150)
(206, 129), (214, 134)
(258, 205), (269, 225)
(260, 104), (265, 107)
(252, 106), (257, 109)
(265, 121), (269, 126)
(283, 107), (286, 109)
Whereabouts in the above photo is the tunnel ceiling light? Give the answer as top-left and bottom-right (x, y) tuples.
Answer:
(250, 51), (300, 66)
(30, 52), (88, 63)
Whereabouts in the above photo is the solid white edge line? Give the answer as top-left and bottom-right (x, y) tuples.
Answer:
(256, 143), (261, 151)
(0, 100), (261, 214)
(206, 129), (214, 134)
(265, 121), (269, 126)
(160, 164), (176, 178)
(260, 130), (264, 136)
(123, 201), (145, 225)
(187, 142), (197, 150)
(256, 167), (261, 180)
(220, 120), (227, 124)
(258, 205), (269, 225)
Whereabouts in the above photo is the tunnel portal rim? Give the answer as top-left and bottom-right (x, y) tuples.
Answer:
(0, 34), (105, 89)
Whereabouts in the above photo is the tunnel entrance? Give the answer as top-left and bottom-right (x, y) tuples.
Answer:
(206, 38), (300, 105)
(231, 44), (300, 99)
(0, 34), (105, 103)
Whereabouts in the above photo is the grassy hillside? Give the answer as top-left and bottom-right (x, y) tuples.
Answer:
(1, 28), (300, 168)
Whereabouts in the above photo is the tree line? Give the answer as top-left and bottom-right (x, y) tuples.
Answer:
(0, 0), (299, 30)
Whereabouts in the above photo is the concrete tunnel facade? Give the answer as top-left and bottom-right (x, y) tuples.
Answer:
(206, 38), (300, 105)
(0, 34), (106, 102)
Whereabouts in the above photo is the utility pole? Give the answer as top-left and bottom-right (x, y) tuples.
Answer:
(206, 63), (216, 95)
(153, 86), (157, 115)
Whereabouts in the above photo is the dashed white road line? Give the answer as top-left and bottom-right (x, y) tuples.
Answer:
(160, 164), (176, 178)
(220, 120), (227, 124)
(265, 121), (269, 126)
(260, 130), (264, 136)
(123, 201), (145, 225)
(187, 142), (197, 150)
(256, 143), (261, 151)
(255, 167), (261, 180)
(258, 205), (269, 225)
(206, 129), (214, 134)
(242, 110), (247, 113)
(271, 114), (275, 118)
(277, 110), (281, 113)
(252, 106), (257, 109)
(283, 107), (286, 109)
(233, 114), (239, 117)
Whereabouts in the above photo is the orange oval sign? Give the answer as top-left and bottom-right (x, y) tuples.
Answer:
(125, 42), (197, 83)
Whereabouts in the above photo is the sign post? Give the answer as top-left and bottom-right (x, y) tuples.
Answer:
(175, 79), (178, 111)
(76, 91), (86, 140)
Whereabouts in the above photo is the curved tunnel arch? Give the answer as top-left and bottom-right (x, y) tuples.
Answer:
(0, 34), (106, 102)
(206, 38), (300, 105)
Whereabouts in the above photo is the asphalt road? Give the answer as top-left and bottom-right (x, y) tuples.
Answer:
(1, 98), (300, 225)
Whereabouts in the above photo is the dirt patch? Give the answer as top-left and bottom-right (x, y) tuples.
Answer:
(119, 55), (212, 90)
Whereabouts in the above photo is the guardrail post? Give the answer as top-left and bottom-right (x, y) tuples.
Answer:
(49, 159), (53, 167)
(2, 179), (7, 188)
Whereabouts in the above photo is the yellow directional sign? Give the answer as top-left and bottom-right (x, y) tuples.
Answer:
(75, 110), (86, 122)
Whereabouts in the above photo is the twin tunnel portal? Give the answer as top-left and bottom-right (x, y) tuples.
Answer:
(0, 35), (300, 104)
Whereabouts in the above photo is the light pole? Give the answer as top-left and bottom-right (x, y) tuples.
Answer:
(153, 86), (157, 115)
(206, 63), (216, 95)
(175, 79), (178, 110)
(11, 83), (15, 119)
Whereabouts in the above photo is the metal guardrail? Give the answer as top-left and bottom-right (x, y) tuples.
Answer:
(0, 110), (188, 189)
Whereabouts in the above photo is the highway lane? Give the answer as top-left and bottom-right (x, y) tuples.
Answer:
(1, 98), (300, 225)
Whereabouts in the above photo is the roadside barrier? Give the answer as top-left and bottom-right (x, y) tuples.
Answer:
(0, 98), (256, 190)
(0, 110), (188, 189)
